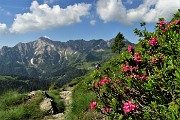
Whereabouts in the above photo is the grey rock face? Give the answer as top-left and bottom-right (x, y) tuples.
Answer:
(0, 37), (134, 77)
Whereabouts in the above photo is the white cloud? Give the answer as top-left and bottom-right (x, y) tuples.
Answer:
(96, 0), (127, 23)
(90, 20), (96, 25)
(0, 23), (8, 34)
(96, 0), (180, 24)
(143, 0), (180, 22)
(9, 1), (91, 33)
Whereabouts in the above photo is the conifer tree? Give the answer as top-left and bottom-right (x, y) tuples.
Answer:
(111, 32), (125, 54)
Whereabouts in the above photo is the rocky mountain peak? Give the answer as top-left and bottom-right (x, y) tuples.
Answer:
(0, 37), (135, 77)
(35, 36), (53, 44)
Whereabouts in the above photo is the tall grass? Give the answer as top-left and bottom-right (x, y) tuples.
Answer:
(0, 91), (28, 109)
(0, 90), (44, 120)
(66, 75), (96, 120)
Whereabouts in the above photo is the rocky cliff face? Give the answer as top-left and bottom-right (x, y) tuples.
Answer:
(0, 37), (134, 77)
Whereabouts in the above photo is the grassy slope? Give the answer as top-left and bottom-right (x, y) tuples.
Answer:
(66, 51), (130, 119)
(0, 91), (44, 120)
(66, 74), (97, 120)
(0, 89), (65, 119)
(67, 11), (180, 119)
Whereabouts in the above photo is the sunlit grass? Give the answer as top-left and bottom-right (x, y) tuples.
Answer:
(66, 76), (96, 120)
(0, 90), (44, 119)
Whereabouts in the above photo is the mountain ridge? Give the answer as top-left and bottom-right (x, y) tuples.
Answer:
(0, 37), (135, 78)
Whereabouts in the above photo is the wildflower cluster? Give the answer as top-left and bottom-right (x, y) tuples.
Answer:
(90, 14), (180, 119)
(123, 101), (138, 114)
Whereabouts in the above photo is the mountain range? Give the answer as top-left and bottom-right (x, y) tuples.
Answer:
(0, 36), (134, 78)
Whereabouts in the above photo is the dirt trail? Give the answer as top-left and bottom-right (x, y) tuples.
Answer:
(43, 86), (74, 120)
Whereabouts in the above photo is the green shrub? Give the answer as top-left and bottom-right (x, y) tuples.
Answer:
(90, 12), (180, 119)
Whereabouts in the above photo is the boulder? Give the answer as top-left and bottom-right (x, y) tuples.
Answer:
(40, 97), (54, 114)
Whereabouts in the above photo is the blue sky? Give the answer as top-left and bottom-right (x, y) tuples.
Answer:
(0, 0), (179, 48)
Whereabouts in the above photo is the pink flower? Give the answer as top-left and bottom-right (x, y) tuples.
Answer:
(140, 75), (148, 80)
(93, 82), (99, 87)
(123, 101), (138, 114)
(136, 74), (140, 79)
(135, 65), (139, 69)
(134, 52), (142, 63)
(129, 66), (133, 71)
(150, 38), (158, 46)
(130, 73), (135, 78)
(128, 46), (134, 52)
(159, 21), (165, 27)
(166, 23), (171, 28)
(151, 57), (156, 63)
(99, 77), (110, 86)
(90, 101), (97, 109)
(172, 20), (180, 25)
(159, 21), (166, 28)
(106, 108), (111, 113)
(122, 64), (129, 72)
(101, 108), (111, 113)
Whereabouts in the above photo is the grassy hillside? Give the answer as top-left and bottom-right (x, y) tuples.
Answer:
(0, 90), (44, 119)
(0, 89), (64, 119)
(65, 74), (97, 120)
(65, 54), (124, 119)
(66, 11), (180, 119)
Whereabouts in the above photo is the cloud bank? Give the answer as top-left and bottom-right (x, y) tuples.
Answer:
(0, 23), (8, 34)
(8, 1), (91, 33)
(96, 0), (180, 24)
(1, 0), (179, 34)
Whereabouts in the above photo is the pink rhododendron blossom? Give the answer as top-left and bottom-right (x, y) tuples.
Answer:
(172, 20), (180, 25)
(90, 101), (97, 109)
(150, 38), (158, 46)
(106, 108), (111, 113)
(159, 21), (171, 32)
(130, 73), (135, 78)
(151, 57), (156, 63)
(163, 23), (170, 33)
(134, 52), (142, 63)
(159, 21), (166, 28)
(135, 65), (139, 69)
(99, 77), (110, 86)
(123, 101), (138, 114)
(140, 75), (148, 80)
(93, 82), (99, 87)
(129, 66), (133, 71)
(136, 74), (140, 79)
(166, 23), (171, 28)
(128, 46), (134, 52)
(122, 64), (129, 72)
(101, 107), (111, 113)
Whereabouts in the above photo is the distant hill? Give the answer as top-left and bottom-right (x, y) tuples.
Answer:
(0, 37), (135, 81)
